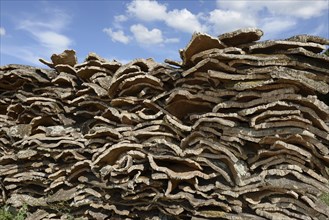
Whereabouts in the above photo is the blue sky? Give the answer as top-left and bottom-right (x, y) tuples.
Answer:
(0, 0), (328, 66)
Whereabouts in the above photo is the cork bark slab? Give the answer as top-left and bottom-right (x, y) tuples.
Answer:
(1, 28), (329, 219)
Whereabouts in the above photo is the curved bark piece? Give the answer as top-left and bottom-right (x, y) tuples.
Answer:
(248, 40), (326, 54)
(164, 97), (213, 120)
(148, 154), (215, 180)
(286, 34), (329, 45)
(218, 28), (263, 46)
(52, 71), (78, 87)
(117, 74), (164, 97)
(51, 49), (77, 67)
(92, 142), (143, 166)
(76, 66), (112, 81)
(182, 58), (236, 77)
(180, 32), (226, 67)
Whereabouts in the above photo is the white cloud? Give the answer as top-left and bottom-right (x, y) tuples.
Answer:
(130, 24), (164, 45)
(129, 24), (179, 46)
(18, 9), (70, 32)
(213, 0), (328, 37)
(0, 27), (5, 36)
(108, 1), (185, 45)
(126, 0), (205, 34)
(216, 0), (263, 13)
(166, 9), (206, 33)
(208, 9), (257, 35)
(1, 45), (44, 66)
(216, 0), (329, 19)
(265, 1), (328, 19)
(127, 0), (167, 21)
(103, 28), (130, 44)
(164, 38), (180, 43)
(114, 15), (128, 23)
(1, 6), (73, 65)
(37, 31), (72, 52)
(17, 9), (73, 53)
(261, 17), (296, 38)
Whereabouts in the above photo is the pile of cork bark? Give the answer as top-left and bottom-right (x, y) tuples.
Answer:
(1, 28), (329, 219)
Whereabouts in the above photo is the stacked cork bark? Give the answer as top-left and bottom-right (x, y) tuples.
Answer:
(1, 28), (329, 219)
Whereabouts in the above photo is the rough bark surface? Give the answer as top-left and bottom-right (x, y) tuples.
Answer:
(1, 28), (329, 219)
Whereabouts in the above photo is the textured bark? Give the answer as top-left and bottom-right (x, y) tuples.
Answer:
(1, 28), (329, 219)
